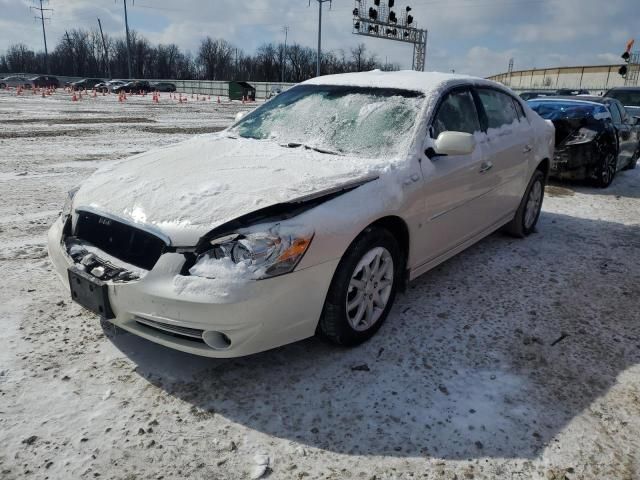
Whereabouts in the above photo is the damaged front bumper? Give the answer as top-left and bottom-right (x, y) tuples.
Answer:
(550, 143), (600, 181)
(47, 215), (339, 358)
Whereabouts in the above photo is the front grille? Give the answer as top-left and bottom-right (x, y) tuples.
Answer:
(74, 211), (166, 270)
(135, 316), (205, 342)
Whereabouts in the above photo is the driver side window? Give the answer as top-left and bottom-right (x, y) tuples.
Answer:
(432, 89), (481, 138)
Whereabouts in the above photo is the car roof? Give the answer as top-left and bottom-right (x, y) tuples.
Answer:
(606, 87), (640, 91)
(301, 69), (501, 96)
(532, 96), (612, 106)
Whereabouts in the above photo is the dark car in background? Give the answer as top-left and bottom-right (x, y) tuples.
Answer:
(70, 78), (105, 90)
(519, 90), (556, 101)
(151, 81), (176, 92)
(556, 88), (591, 96)
(112, 80), (153, 94)
(604, 87), (640, 118)
(528, 97), (639, 187)
(29, 75), (60, 88)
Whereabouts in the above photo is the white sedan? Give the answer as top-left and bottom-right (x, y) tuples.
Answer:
(48, 70), (554, 357)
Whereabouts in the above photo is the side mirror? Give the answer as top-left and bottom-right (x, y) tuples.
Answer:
(234, 111), (247, 123)
(634, 116), (640, 125)
(428, 131), (476, 157)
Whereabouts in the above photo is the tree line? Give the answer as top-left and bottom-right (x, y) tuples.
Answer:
(0, 29), (397, 82)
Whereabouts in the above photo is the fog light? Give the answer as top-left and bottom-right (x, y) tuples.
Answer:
(202, 331), (232, 350)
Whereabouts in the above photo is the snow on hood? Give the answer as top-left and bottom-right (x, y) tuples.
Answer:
(72, 133), (394, 246)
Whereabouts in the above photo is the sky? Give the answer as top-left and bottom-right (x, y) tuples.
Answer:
(0, 0), (636, 77)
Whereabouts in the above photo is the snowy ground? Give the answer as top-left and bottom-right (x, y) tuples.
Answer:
(1, 89), (639, 480)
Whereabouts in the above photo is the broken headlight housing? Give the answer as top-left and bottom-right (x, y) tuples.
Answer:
(191, 228), (314, 280)
(564, 128), (598, 146)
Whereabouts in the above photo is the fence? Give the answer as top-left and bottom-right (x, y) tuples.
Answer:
(1, 72), (297, 99)
(488, 64), (634, 92)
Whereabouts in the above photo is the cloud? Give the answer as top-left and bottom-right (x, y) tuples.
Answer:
(0, 0), (637, 76)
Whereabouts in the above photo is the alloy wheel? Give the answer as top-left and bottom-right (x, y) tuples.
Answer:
(600, 153), (616, 185)
(346, 247), (394, 332)
(524, 179), (543, 229)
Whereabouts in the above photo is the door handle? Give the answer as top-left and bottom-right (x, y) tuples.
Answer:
(479, 161), (493, 173)
(523, 144), (533, 153)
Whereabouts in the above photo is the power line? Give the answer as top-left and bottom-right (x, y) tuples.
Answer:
(30, 0), (52, 74)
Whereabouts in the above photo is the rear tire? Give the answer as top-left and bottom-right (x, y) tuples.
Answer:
(594, 150), (617, 188)
(318, 227), (401, 346)
(504, 169), (545, 238)
(623, 151), (638, 170)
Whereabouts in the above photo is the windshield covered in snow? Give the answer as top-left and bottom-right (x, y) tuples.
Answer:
(230, 84), (424, 158)
(528, 100), (609, 120)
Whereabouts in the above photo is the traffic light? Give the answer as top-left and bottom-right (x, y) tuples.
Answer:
(407, 14), (414, 25)
(368, 7), (378, 19)
(389, 10), (397, 23)
(389, 0), (395, 7)
(619, 39), (635, 78)
(353, 8), (359, 16)
(374, 0), (380, 5)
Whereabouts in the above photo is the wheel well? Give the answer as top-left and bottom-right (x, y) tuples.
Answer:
(537, 158), (550, 179)
(367, 216), (410, 289)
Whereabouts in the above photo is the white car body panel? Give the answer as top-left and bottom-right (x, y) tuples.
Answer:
(48, 70), (555, 357)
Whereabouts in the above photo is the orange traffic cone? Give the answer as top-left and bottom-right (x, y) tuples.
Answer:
(72, 92), (78, 101)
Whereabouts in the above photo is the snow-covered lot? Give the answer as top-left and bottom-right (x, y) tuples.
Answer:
(1, 89), (639, 480)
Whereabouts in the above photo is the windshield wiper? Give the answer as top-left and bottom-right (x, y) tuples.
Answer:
(280, 142), (344, 156)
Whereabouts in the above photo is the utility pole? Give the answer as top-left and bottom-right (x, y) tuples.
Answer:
(97, 18), (111, 79)
(31, 0), (52, 73)
(281, 25), (289, 83)
(122, 0), (133, 78)
(312, 0), (332, 77)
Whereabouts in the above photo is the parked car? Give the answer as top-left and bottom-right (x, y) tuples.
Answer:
(556, 88), (590, 96)
(0, 75), (32, 89)
(70, 78), (105, 91)
(112, 80), (153, 94)
(48, 71), (554, 358)
(528, 96), (639, 187)
(29, 75), (60, 88)
(95, 80), (128, 93)
(151, 81), (176, 92)
(604, 87), (640, 118)
(519, 90), (556, 101)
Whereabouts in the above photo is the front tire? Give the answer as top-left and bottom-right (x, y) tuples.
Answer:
(504, 169), (545, 238)
(319, 227), (401, 346)
(595, 150), (617, 188)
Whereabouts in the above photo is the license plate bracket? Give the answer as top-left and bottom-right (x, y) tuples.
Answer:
(67, 268), (114, 319)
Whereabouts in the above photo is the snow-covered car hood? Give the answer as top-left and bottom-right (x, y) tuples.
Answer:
(72, 134), (393, 246)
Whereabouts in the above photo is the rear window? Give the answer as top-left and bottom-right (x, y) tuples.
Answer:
(528, 100), (610, 121)
(605, 90), (640, 107)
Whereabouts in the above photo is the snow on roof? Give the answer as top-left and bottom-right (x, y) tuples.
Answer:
(301, 69), (488, 94)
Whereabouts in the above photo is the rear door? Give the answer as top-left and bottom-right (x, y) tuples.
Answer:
(474, 87), (530, 217)
(415, 87), (496, 265)
(608, 101), (636, 169)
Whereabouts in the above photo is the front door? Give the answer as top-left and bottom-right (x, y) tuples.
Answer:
(415, 87), (497, 267)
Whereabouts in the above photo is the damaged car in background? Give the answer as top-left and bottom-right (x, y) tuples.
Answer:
(48, 70), (554, 358)
(528, 96), (639, 187)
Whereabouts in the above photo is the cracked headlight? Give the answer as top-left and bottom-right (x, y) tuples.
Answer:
(564, 128), (598, 146)
(61, 186), (80, 218)
(191, 229), (314, 280)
